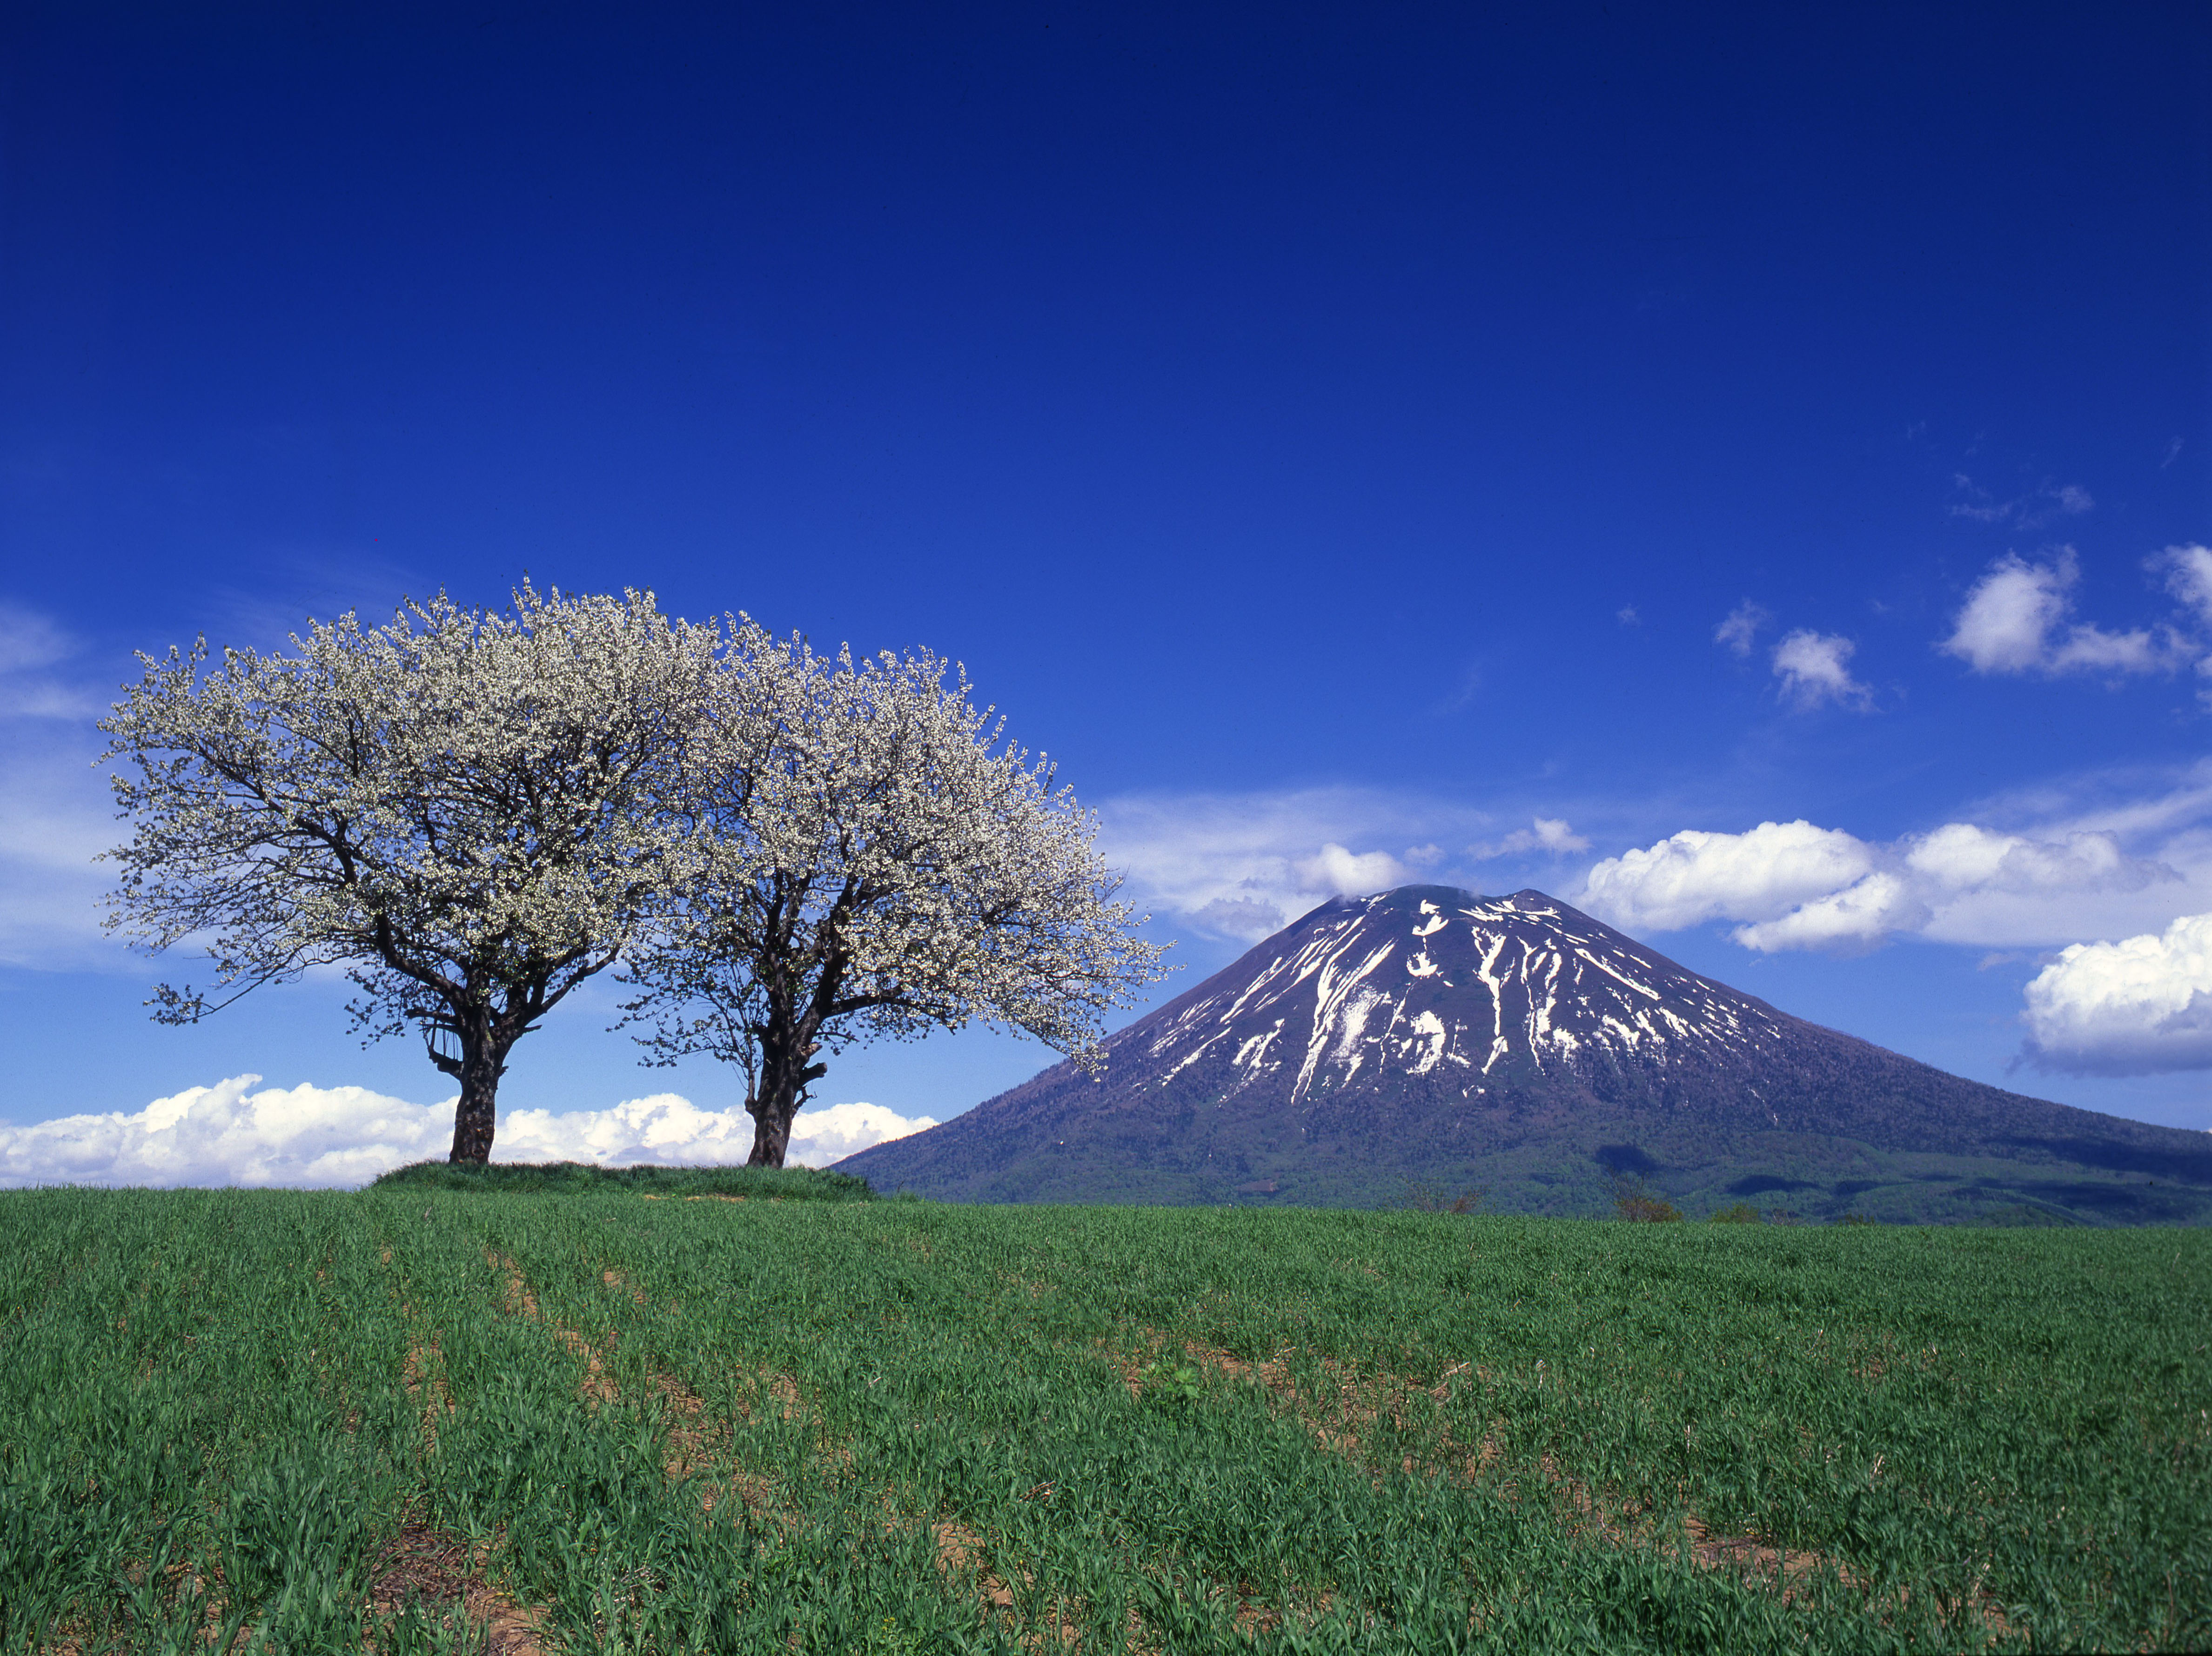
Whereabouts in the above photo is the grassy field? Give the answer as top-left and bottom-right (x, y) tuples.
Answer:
(2, 1174), (2206, 1653)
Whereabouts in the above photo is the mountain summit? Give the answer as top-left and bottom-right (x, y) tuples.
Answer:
(838, 886), (2212, 1222)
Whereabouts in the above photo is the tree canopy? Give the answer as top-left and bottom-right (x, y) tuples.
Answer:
(620, 620), (1168, 1167)
(102, 589), (1165, 1169)
(101, 584), (718, 1161)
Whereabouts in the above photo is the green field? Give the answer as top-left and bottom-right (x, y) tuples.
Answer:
(4, 1176), (2207, 1653)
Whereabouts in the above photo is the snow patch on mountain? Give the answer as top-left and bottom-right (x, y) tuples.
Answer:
(1109, 886), (1795, 1105)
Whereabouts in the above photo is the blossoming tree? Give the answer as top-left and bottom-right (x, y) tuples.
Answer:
(621, 621), (1168, 1168)
(100, 584), (718, 1163)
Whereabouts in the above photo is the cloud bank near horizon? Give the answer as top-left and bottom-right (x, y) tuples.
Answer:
(0, 1076), (936, 1189)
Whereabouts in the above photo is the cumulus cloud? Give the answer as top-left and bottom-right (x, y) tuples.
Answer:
(1580, 817), (2177, 953)
(1733, 871), (1924, 952)
(1580, 820), (1877, 935)
(1468, 817), (1591, 860)
(1714, 601), (1770, 657)
(1715, 605), (1873, 711)
(0, 1075), (936, 1189)
(2024, 913), (2212, 1075)
(1940, 550), (2175, 677)
(1295, 842), (1408, 897)
(1770, 630), (1873, 711)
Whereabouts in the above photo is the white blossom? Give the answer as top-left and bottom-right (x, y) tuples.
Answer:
(100, 584), (719, 1161)
(621, 620), (1169, 1167)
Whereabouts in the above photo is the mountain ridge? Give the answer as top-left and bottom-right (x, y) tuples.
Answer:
(837, 885), (2212, 1223)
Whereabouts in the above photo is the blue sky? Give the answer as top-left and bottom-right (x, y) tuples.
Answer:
(2, 2), (2209, 1181)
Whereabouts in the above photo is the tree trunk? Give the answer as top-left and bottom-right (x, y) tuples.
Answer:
(447, 1041), (506, 1164)
(745, 1026), (825, 1168)
(745, 1103), (792, 1167)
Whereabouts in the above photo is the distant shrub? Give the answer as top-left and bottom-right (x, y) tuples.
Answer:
(1614, 1177), (1681, 1223)
(1707, 1202), (1762, 1224)
(369, 1160), (876, 1201)
(1839, 1213), (1877, 1227)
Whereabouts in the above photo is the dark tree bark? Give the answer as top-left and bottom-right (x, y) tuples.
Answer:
(744, 1039), (826, 1166)
(740, 930), (839, 1168)
(413, 973), (536, 1165)
(743, 1106), (791, 1167)
(446, 1041), (510, 1164)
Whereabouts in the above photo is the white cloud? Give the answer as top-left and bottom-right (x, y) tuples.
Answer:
(0, 1075), (936, 1189)
(0, 603), (128, 968)
(502, 1094), (935, 1169)
(0, 1076), (450, 1189)
(0, 607), (72, 676)
(1295, 842), (1408, 896)
(2024, 913), (2212, 1076)
(786, 1101), (936, 1164)
(1579, 820), (1876, 934)
(1939, 550), (2174, 677)
(1770, 630), (1873, 711)
(2154, 544), (2212, 706)
(1714, 601), (1770, 657)
(0, 683), (104, 720)
(1580, 817), (2178, 953)
(1732, 871), (1925, 952)
(1715, 607), (1873, 711)
(2165, 543), (2212, 625)
(0, 743), (121, 969)
(0, 604), (104, 721)
(1947, 476), (2095, 528)
(1097, 790), (1448, 942)
(1905, 821), (2145, 894)
(1099, 790), (1599, 943)
(1942, 552), (2078, 671)
(1468, 817), (1591, 860)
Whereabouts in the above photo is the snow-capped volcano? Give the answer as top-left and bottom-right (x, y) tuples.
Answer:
(1141, 887), (1790, 1107)
(838, 886), (2212, 1221)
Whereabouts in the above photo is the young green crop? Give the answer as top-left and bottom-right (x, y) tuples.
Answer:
(2, 1187), (2205, 1653)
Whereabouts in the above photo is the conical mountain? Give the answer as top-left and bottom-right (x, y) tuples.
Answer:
(837, 886), (2212, 1222)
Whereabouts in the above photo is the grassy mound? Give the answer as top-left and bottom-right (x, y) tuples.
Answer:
(369, 1158), (876, 1200)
